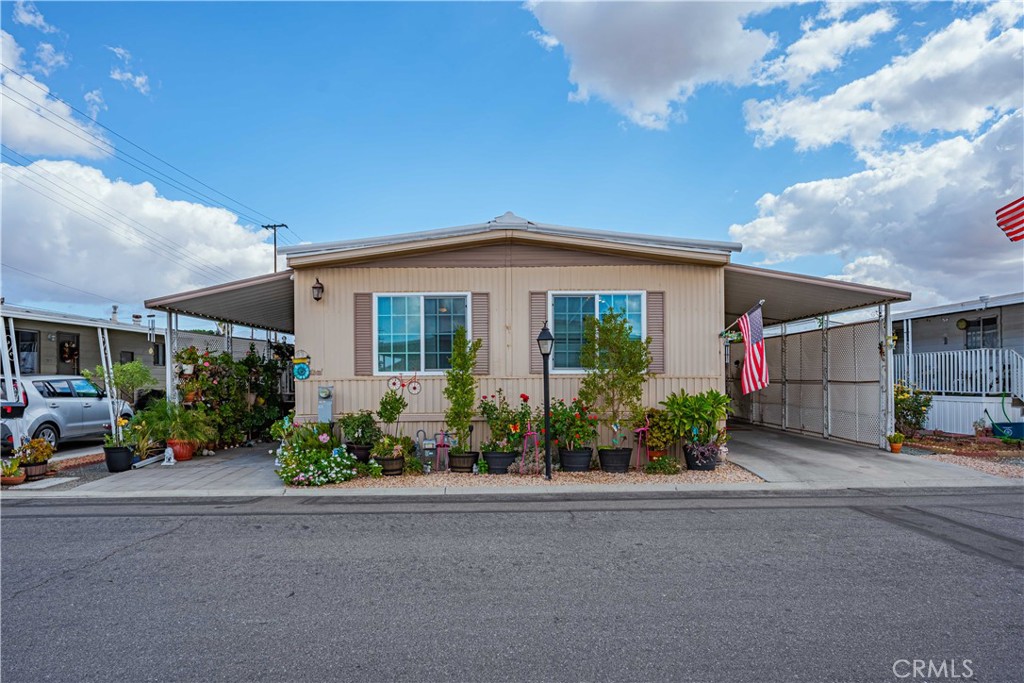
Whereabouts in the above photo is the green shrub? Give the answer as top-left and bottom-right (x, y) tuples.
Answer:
(894, 383), (932, 437)
(644, 456), (681, 474)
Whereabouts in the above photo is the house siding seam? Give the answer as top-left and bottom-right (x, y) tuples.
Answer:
(354, 293), (373, 376)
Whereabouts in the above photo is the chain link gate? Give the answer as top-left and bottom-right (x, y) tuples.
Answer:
(728, 315), (890, 447)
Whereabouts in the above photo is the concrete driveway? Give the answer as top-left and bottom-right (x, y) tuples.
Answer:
(727, 426), (1016, 488)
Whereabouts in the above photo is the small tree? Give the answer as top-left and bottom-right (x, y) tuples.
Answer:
(443, 326), (482, 454)
(83, 360), (156, 407)
(578, 309), (653, 447)
(376, 389), (408, 439)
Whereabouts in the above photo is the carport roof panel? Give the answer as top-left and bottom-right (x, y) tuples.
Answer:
(725, 264), (911, 325)
(144, 270), (294, 333)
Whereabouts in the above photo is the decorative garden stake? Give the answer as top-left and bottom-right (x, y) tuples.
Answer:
(633, 414), (650, 472)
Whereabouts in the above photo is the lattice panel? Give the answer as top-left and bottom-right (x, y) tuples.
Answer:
(855, 320), (883, 382)
(758, 382), (784, 428)
(801, 330), (823, 382)
(828, 326), (859, 382)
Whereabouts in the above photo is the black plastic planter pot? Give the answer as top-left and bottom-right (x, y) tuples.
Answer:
(379, 456), (405, 476)
(683, 445), (718, 471)
(449, 452), (479, 473)
(347, 443), (372, 463)
(482, 451), (516, 474)
(104, 446), (134, 473)
(598, 448), (632, 473)
(560, 449), (593, 472)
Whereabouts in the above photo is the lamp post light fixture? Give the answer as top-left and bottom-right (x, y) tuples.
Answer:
(311, 278), (324, 302)
(536, 322), (555, 480)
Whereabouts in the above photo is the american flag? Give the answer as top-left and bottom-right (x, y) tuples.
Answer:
(996, 196), (1024, 242)
(737, 304), (769, 395)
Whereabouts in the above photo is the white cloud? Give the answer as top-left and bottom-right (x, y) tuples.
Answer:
(760, 8), (896, 88)
(110, 66), (150, 95)
(0, 31), (111, 159)
(106, 45), (131, 63)
(819, 1), (869, 22)
(12, 1), (57, 34)
(729, 111), (1024, 306)
(527, 1), (774, 129)
(32, 42), (69, 76)
(0, 160), (275, 307)
(529, 30), (559, 51)
(746, 3), (1024, 151)
(84, 89), (105, 120)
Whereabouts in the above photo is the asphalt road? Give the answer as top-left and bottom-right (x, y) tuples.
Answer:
(2, 489), (1022, 683)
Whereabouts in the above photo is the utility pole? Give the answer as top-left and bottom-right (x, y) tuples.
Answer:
(262, 224), (288, 273)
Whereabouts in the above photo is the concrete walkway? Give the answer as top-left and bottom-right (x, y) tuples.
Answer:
(3, 429), (1020, 499)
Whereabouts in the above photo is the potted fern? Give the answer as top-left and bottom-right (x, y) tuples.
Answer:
(579, 309), (653, 472)
(443, 326), (482, 473)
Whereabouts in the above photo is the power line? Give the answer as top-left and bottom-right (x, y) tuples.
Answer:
(2, 148), (242, 282)
(2, 171), (231, 284)
(2, 263), (119, 302)
(0, 61), (286, 228)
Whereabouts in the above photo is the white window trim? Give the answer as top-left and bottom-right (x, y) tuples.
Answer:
(372, 292), (472, 376)
(547, 290), (647, 374)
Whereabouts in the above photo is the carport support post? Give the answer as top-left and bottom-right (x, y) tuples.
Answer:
(878, 304), (894, 448)
(166, 312), (177, 405)
(822, 315), (830, 439)
(780, 323), (787, 430)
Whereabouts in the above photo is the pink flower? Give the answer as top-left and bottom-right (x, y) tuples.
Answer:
(213, 379), (218, 385)
(318, 433), (330, 443)
(203, 361), (210, 367)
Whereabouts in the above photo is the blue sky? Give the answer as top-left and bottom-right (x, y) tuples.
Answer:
(2, 1), (1021, 322)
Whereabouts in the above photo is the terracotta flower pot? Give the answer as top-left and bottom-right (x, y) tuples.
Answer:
(889, 442), (903, 454)
(1, 472), (26, 486)
(167, 439), (196, 461)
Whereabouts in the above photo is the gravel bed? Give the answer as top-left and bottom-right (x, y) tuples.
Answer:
(1, 455), (117, 492)
(321, 462), (762, 489)
(921, 453), (1024, 479)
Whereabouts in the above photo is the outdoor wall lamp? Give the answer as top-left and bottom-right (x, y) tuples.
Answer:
(536, 322), (554, 480)
(311, 278), (324, 302)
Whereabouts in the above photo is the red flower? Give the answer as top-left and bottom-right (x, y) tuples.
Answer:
(553, 438), (559, 445)
(520, 393), (530, 402)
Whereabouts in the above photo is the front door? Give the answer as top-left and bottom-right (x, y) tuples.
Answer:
(56, 333), (80, 375)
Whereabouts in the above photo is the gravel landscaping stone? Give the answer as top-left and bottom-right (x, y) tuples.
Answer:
(320, 461), (762, 489)
(921, 453), (1024, 479)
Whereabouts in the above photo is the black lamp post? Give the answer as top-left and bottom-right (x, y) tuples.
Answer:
(537, 322), (554, 480)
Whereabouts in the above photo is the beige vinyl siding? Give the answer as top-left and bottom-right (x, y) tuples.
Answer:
(11, 321), (162, 376)
(292, 264), (724, 423)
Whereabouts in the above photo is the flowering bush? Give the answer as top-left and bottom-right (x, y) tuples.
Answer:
(894, 382), (932, 438)
(479, 389), (538, 452)
(549, 397), (598, 451)
(15, 438), (54, 464)
(272, 415), (358, 486)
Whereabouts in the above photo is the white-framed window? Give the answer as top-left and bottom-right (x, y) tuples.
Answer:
(965, 317), (999, 349)
(548, 291), (645, 371)
(374, 293), (471, 374)
(15, 330), (39, 375)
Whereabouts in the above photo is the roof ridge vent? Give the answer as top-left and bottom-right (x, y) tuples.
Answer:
(489, 211), (533, 229)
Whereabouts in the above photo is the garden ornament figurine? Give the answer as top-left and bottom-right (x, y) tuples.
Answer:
(161, 446), (176, 466)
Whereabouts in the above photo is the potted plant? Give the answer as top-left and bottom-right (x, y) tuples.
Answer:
(887, 432), (905, 453)
(140, 399), (215, 461)
(339, 410), (382, 463)
(661, 389), (732, 471)
(375, 388), (409, 475)
(443, 326), (482, 473)
(973, 418), (988, 439)
(578, 309), (653, 473)
(639, 408), (675, 460)
(103, 415), (134, 472)
(550, 397), (599, 472)
(479, 389), (534, 474)
(1, 457), (26, 486)
(15, 438), (55, 481)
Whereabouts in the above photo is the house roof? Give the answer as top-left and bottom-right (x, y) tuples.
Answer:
(144, 270), (295, 333)
(1, 303), (163, 335)
(280, 212), (743, 267)
(724, 264), (911, 326)
(142, 214), (911, 332)
(891, 292), (1023, 322)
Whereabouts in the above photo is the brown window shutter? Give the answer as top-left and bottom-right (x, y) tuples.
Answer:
(354, 293), (373, 376)
(529, 291), (546, 374)
(647, 291), (665, 374)
(471, 293), (489, 375)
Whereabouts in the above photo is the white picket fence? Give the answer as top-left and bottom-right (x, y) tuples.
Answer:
(893, 348), (1024, 400)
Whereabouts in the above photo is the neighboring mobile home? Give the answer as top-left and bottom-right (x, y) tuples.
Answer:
(893, 293), (1024, 433)
(146, 213), (910, 447)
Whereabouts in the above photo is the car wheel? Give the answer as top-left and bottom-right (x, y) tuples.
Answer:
(33, 423), (60, 450)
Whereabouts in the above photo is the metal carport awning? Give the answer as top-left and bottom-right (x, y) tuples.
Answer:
(724, 263), (910, 325)
(144, 270), (295, 333)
